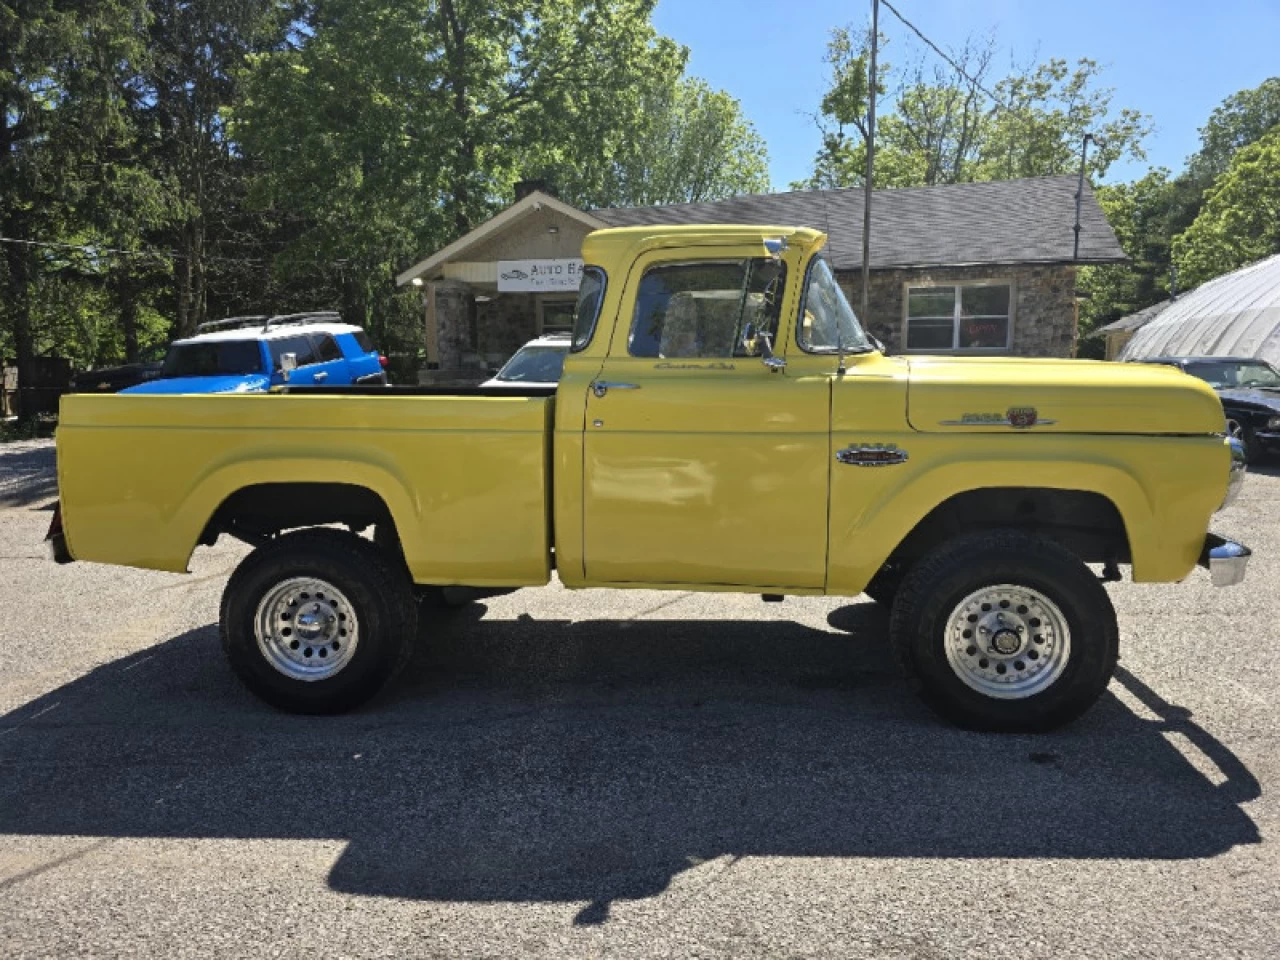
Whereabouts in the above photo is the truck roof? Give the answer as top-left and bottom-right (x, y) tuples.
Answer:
(581, 224), (826, 266)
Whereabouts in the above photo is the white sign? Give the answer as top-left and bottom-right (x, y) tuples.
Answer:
(497, 258), (584, 292)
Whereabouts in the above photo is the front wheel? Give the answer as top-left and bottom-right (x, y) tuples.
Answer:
(1227, 418), (1262, 465)
(889, 531), (1118, 732)
(220, 529), (417, 714)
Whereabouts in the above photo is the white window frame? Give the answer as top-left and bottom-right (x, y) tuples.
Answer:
(902, 279), (1015, 353)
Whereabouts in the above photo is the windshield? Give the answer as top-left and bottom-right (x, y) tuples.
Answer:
(495, 346), (568, 383)
(1184, 360), (1280, 389)
(797, 258), (872, 353)
(160, 341), (263, 378)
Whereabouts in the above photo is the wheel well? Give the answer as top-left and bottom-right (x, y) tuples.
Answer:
(201, 483), (396, 547)
(885, 488), (1130, 570)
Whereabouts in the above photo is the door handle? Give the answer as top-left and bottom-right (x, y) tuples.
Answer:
(313, 371), (329, 382)
(591, 381), (640, 398)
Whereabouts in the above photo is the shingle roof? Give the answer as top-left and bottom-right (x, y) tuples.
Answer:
(591, 175), (1125, 272)
(1092, 298), (1174, 337)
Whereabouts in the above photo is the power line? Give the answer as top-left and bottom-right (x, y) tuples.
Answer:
(0, 234), (353, 268)
(0, 235), (266, 265)
(879, 0), (1014, 113)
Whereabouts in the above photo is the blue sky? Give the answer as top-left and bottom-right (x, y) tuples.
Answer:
(652, 0), (1280, 190)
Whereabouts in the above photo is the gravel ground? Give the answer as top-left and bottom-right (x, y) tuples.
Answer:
(1, 437), (1277, 959)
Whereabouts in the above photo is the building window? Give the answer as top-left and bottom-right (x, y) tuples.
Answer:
(905, 282), (1012, 352)
(538, 299), (577, 334)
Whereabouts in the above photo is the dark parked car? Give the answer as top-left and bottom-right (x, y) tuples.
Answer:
(70, 347), (165, 393)
(1143, 356), (1280, 462)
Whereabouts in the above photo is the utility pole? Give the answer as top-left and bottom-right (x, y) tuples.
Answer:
(860, 0), (880, 330)
(1072, 132), (1094, 261)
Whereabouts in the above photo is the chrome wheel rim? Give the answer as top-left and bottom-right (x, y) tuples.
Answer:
(254, 577), (359, 682)
(943, 584), (1071, 700)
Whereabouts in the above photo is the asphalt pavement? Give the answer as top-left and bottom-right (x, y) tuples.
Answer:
(2, 437), (1278, 959)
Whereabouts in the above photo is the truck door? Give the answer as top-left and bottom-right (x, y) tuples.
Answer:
(581, 249), (830, 589)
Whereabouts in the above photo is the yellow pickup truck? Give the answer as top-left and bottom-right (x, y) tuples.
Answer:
(48, 224), (1249, 731)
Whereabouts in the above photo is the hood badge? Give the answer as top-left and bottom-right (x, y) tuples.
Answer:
(836, 443), (909, 466)
(940, 407), (1056, 429)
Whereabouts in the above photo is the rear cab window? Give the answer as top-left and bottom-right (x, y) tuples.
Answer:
(627, 258), (786, 358)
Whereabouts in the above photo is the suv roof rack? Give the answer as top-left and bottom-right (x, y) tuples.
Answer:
(195, 315), (270, 334)
(262, 311), (343, 332)
(195, 311), (343, 335)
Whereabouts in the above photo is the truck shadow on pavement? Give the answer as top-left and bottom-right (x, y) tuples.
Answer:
(0, 442), (57, 508)
(0, 601), (1261, 924)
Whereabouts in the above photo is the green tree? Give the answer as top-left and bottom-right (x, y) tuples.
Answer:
(1187, 77), (1280, 184)
(789, 24), (884, 189)
(973, 59), (1149, 182)
(599, 76), (769, 206)
(793, 24), (1150, 191)
(1075, 170), (1179, 346)
(1075, 79), (1280, 348)
(1, 0), (150, 417)
(141, 0), (293, 336)
(234, 0), (766, 357)
(1173, 126), (1280, 288)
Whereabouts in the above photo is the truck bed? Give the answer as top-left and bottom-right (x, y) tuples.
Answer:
(56, 391), (556, 586)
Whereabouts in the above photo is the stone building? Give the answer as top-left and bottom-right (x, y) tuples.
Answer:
(397, 176), (1125, 379)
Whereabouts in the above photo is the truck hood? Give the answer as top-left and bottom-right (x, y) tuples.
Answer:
(119, 374), (271, 395)
(905, 356), (1226, 435)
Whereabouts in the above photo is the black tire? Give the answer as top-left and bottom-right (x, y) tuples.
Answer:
(220, 528), (417, 714)
(863, 562), (906, 609)
(889, 530), (1118, 732)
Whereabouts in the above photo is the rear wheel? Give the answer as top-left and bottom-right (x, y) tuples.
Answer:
(889, 530), (1118, 732)
(220, 529), (416, 714)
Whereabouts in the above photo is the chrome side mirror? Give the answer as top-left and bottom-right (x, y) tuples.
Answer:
(743, 323), (786, 372)
(280, 352), (298, 381)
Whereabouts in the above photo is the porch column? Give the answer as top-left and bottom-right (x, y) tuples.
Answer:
(432, 279), (473, 372)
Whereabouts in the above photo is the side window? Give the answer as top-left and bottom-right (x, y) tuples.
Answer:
(352, 330), (376, 353)
(627, 258), (786, 359)
(570, 267), (606, 352)
(314, 335), (342, 362)
(270, 335), (318, 371)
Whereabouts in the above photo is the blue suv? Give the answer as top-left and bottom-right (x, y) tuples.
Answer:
(121, 312), (387, 395)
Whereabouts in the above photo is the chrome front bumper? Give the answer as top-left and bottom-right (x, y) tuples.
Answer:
(1199, 534), (1251, 587)
(1219, 436), (1248, 511)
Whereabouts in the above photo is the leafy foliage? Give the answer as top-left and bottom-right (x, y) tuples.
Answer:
(793, 27), (1150, 190)
(1078, 78), (1280, 340)
(1173, 126), (1280, 288)
(2, 0), (769, 409)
